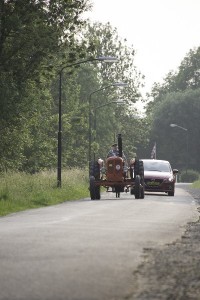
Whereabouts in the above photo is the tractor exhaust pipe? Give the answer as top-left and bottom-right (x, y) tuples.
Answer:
(118, 134), (122, 158)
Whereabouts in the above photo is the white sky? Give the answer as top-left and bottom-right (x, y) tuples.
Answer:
(84, 0), (200, 96)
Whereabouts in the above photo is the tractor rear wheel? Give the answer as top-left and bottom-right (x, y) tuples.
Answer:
(95, 186), (101, 199)
(135, 175), (140, 199)
(89, 161), (100, 179)
(140, 186), (145, 199)
(89, 176), (96, 200)
(89, 176), (100, 200)
(130, 187), (134, 195)
(140, 178), (145, 199)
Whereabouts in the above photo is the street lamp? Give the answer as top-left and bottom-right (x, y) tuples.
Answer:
(88, 82), (128, 162)
(170, 123), (188, 131)
(93, 100), (125, 160)
(170, 123), (189, 171)
(57, 56), (118, 187)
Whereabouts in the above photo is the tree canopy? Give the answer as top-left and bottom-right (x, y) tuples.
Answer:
(0, 1), (147, 172)
(145, 47), (200, 171)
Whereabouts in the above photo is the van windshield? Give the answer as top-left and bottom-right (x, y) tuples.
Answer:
(143, 161), (171, 172)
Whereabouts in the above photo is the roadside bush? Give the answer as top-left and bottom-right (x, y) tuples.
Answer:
(180, 169), (200, 183)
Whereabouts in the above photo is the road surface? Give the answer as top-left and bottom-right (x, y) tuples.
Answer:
(0, 184), (198, 300)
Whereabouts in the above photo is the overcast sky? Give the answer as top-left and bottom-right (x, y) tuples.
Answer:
(84, 0), (200, 96)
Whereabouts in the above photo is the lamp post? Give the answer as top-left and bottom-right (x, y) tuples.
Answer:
(57, 56), (118, 187)
(88, 83), (128, 162)
(170, 123), (189, 171)
(93, 100), (125, 160)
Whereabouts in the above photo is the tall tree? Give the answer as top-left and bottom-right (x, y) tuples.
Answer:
(0, 0), (90, 172)
(144, 46), (200, 168)
(75, 21), (146, 160)
(147, 47), (200, 114)
(148, 88), (200, 171)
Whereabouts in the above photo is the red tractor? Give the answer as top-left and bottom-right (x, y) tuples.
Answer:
(89, 134), (145, 200)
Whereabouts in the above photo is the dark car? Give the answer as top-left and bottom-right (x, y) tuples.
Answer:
(142, 159), (178, 196)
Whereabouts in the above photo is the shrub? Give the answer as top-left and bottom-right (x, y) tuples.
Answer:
(180, 169), (200, 183)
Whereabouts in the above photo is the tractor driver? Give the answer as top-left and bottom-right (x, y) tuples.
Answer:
(107, 143), (119, 157)
(107, 143), (126, 161)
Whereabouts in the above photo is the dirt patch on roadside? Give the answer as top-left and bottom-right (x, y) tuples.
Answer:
(127, 186), (200, 300)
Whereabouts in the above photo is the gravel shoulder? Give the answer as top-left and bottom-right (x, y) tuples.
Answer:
(127, 184), (200, 300)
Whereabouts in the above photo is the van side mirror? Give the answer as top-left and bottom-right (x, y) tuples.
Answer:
(173, 169), (178, 174)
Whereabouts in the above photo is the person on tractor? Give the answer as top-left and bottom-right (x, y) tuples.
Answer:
(107, 143), (127, 162)
(107, 143), (119, 157)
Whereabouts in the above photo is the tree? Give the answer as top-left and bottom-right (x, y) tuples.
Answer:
(149, 88), (200, 171)
(75, 21), (146, 160)
(144, 46), (200, 168)
(147, 47), (200, 114)
(0, 0), (91, 171)
(0, 2), (147, 171)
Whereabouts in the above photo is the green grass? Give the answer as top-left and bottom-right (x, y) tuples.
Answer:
(0, 169), (90, 216)
(191, 180), (200, 189)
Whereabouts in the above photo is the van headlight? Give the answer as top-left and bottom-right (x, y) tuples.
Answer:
(164, 177), (174, 183)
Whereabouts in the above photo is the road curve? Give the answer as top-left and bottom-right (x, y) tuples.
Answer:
(0, 184), (198, 300)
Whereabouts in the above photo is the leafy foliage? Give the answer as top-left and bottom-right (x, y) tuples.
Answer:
(180, 170), (200, 183)
(147, 88), (200, 171)
(76, 21), (147, 161)
(0, 1), (148, 173)
(0, 0), (90, 172)
(147, 47), (200, 113)
(144, 46), (200, 171)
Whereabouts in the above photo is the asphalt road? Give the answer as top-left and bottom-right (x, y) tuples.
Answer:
(0, 184), (198, 300)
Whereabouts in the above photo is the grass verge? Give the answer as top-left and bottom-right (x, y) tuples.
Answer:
(0, 169), (89, 216)
(191, 180), (200, 189)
